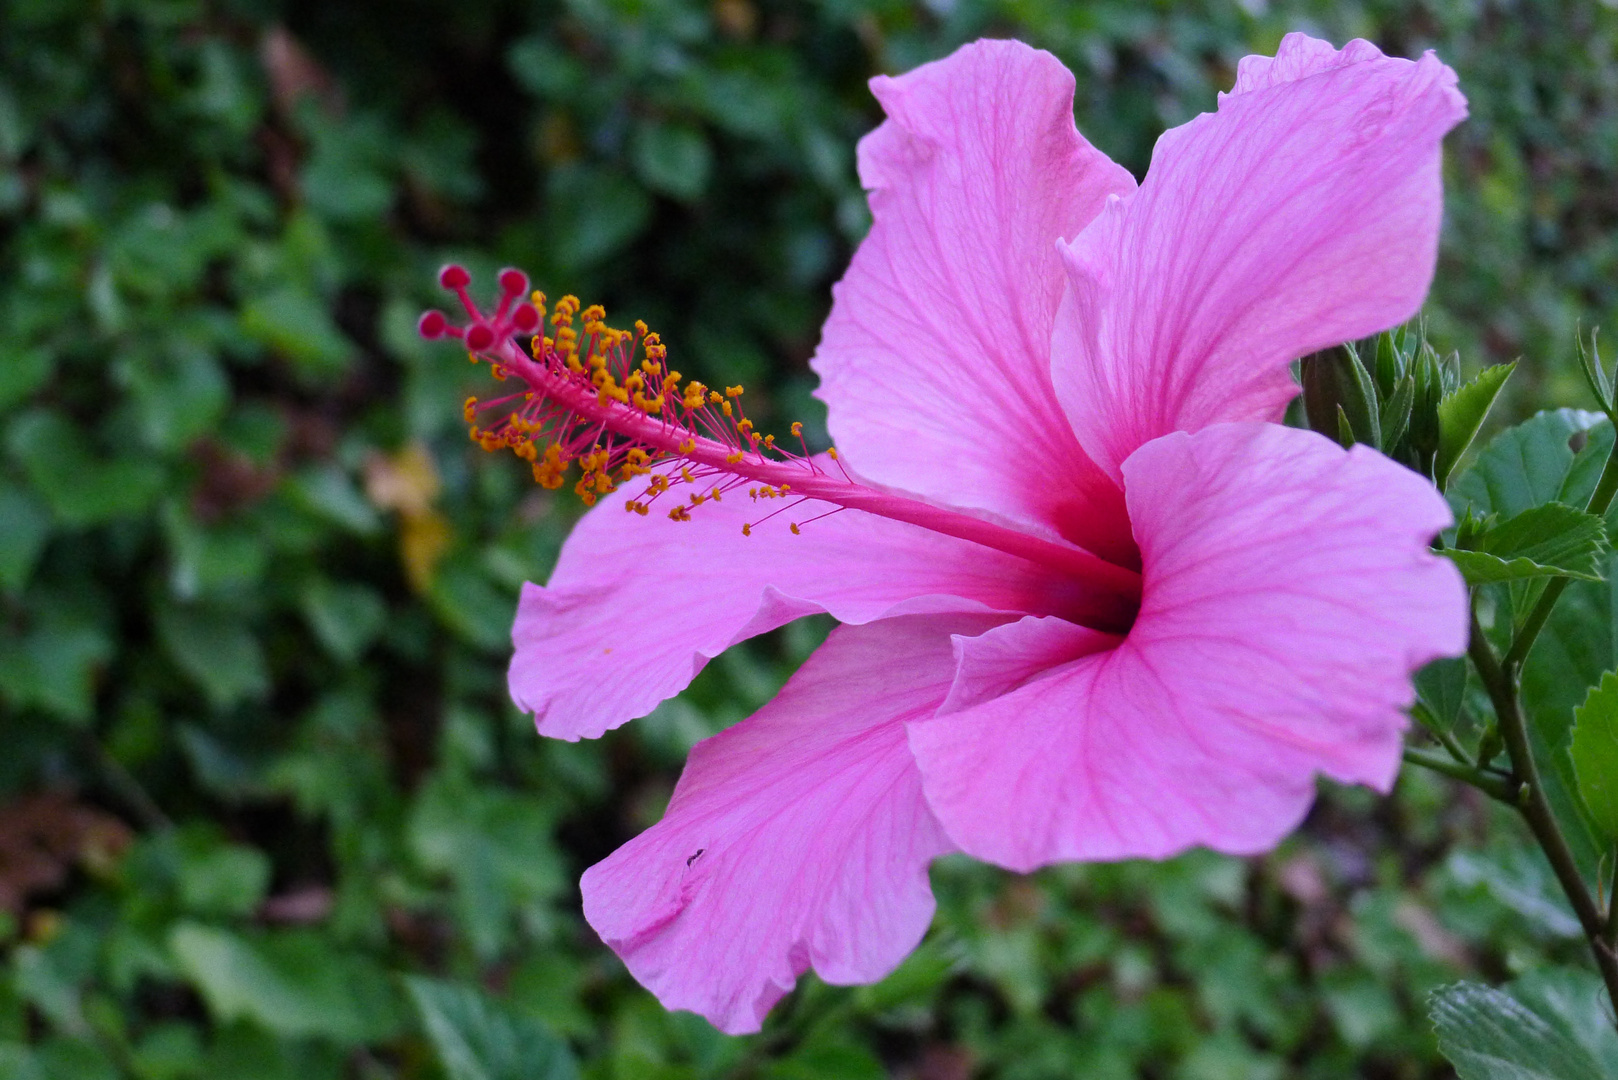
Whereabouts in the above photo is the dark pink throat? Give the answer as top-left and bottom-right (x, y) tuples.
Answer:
(419, 266), (1145, 616)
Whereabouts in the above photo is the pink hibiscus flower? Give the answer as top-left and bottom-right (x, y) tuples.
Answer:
(421, 33), (1469, 1034)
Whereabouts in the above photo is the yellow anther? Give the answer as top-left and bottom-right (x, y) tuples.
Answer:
(828, 448), (839, 460)
(790, 523), (801, 535)
(726, 385), (743, 398)
(791, 422), (803, 437)
(490, 364), (507, 381)
(583, 304), (606, 322)
(763, 434), (776, 448)
(635, 319), (648, 335)
(779, 484), (790, 492)
(708, 391), (722, 404)
(680, 467), (694, 483)
(741, 523), (752, 537)
(721, 400), (733, 417)
(669, 505), (691, 522)
(463, 397), (478, 422)
(737, 419), (753, 436)
(679, 438), (696, 454)
(725, 451), (744, 464)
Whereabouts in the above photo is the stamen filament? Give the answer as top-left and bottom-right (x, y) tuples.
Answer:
(421, 267), (1144, 605)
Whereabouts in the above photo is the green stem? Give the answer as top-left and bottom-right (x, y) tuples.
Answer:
(1402, 745), (1515, 801)
(1503, 448), (1618, 670)
(1470, 610), (1618, 1020)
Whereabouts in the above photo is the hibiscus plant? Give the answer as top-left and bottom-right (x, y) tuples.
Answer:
(422, 33), (1618, 1075)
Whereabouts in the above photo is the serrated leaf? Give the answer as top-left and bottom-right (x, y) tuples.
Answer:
(1571, 671), (1618, 838)
(1436, 362), (1516, 489)
(1430, 981), (1606, 1080)
(1509, 969), (1618, 1074)
(1444, 503), (1607, 583)
(1449, 409), (1607, 520)
(405, 977), (579, 1080)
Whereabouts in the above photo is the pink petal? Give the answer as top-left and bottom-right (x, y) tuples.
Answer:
(1051, 33), (1468, 480)
(811, 39), (1139, 560)
(582, 615), (993, 1034)
(511, 470), (1074, 740)
(939, 614), (1118, 715)
(909, 423), (1467, 871)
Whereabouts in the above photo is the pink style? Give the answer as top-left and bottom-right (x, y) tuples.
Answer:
(423, 33), (1470, 1034)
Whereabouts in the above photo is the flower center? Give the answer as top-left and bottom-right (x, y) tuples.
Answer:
(419, 265), (1143, 611)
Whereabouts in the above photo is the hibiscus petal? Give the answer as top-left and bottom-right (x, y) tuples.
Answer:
(811, 39), (1138, 557)
(939, 614), (1118, 715)
(582, 615), (993, 1034)
(511, 471), (1077, 740)
(1052, 33), (1468, 479)
(909, 423), (1468, 871)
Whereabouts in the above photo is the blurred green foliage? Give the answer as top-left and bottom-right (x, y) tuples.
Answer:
(3, 0), (1618, 1076)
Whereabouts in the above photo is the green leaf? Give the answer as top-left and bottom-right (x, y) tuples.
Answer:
(545, 165), (651, 270)
(407, 978), (579, 1080)
(1430, 981), (1606, 1080)
(0, 344), (52, 412)
(1518, 542), (1618, 876)
(168, 924), (404, 1046)
(0, 614), (113, 724)
(1449, 408), (1606, 519)
(1508, 969), (1618, 1075)
(1414, 657), (1469, 729)
(174, 829), (271, 917)
(1444, 503), (1607, 583)
(1571, 671), (1618, 838)
(116, 340), (228, 453)
(408, 777), (565, 961)
(1436, 362), (1516, 489)
(6, 410), (165, 527)
(283, 465), (381, 536)
(155, 604), (268, 710)
(1446, 847), (1581, 938)
(0, 483), (50, 593)
(300, 578), (386, 662)
(632, 122), (712, 201)
(239, 287), (352, 380)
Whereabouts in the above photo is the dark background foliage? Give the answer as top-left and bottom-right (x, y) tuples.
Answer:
(2, 0), (1616, 1077)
